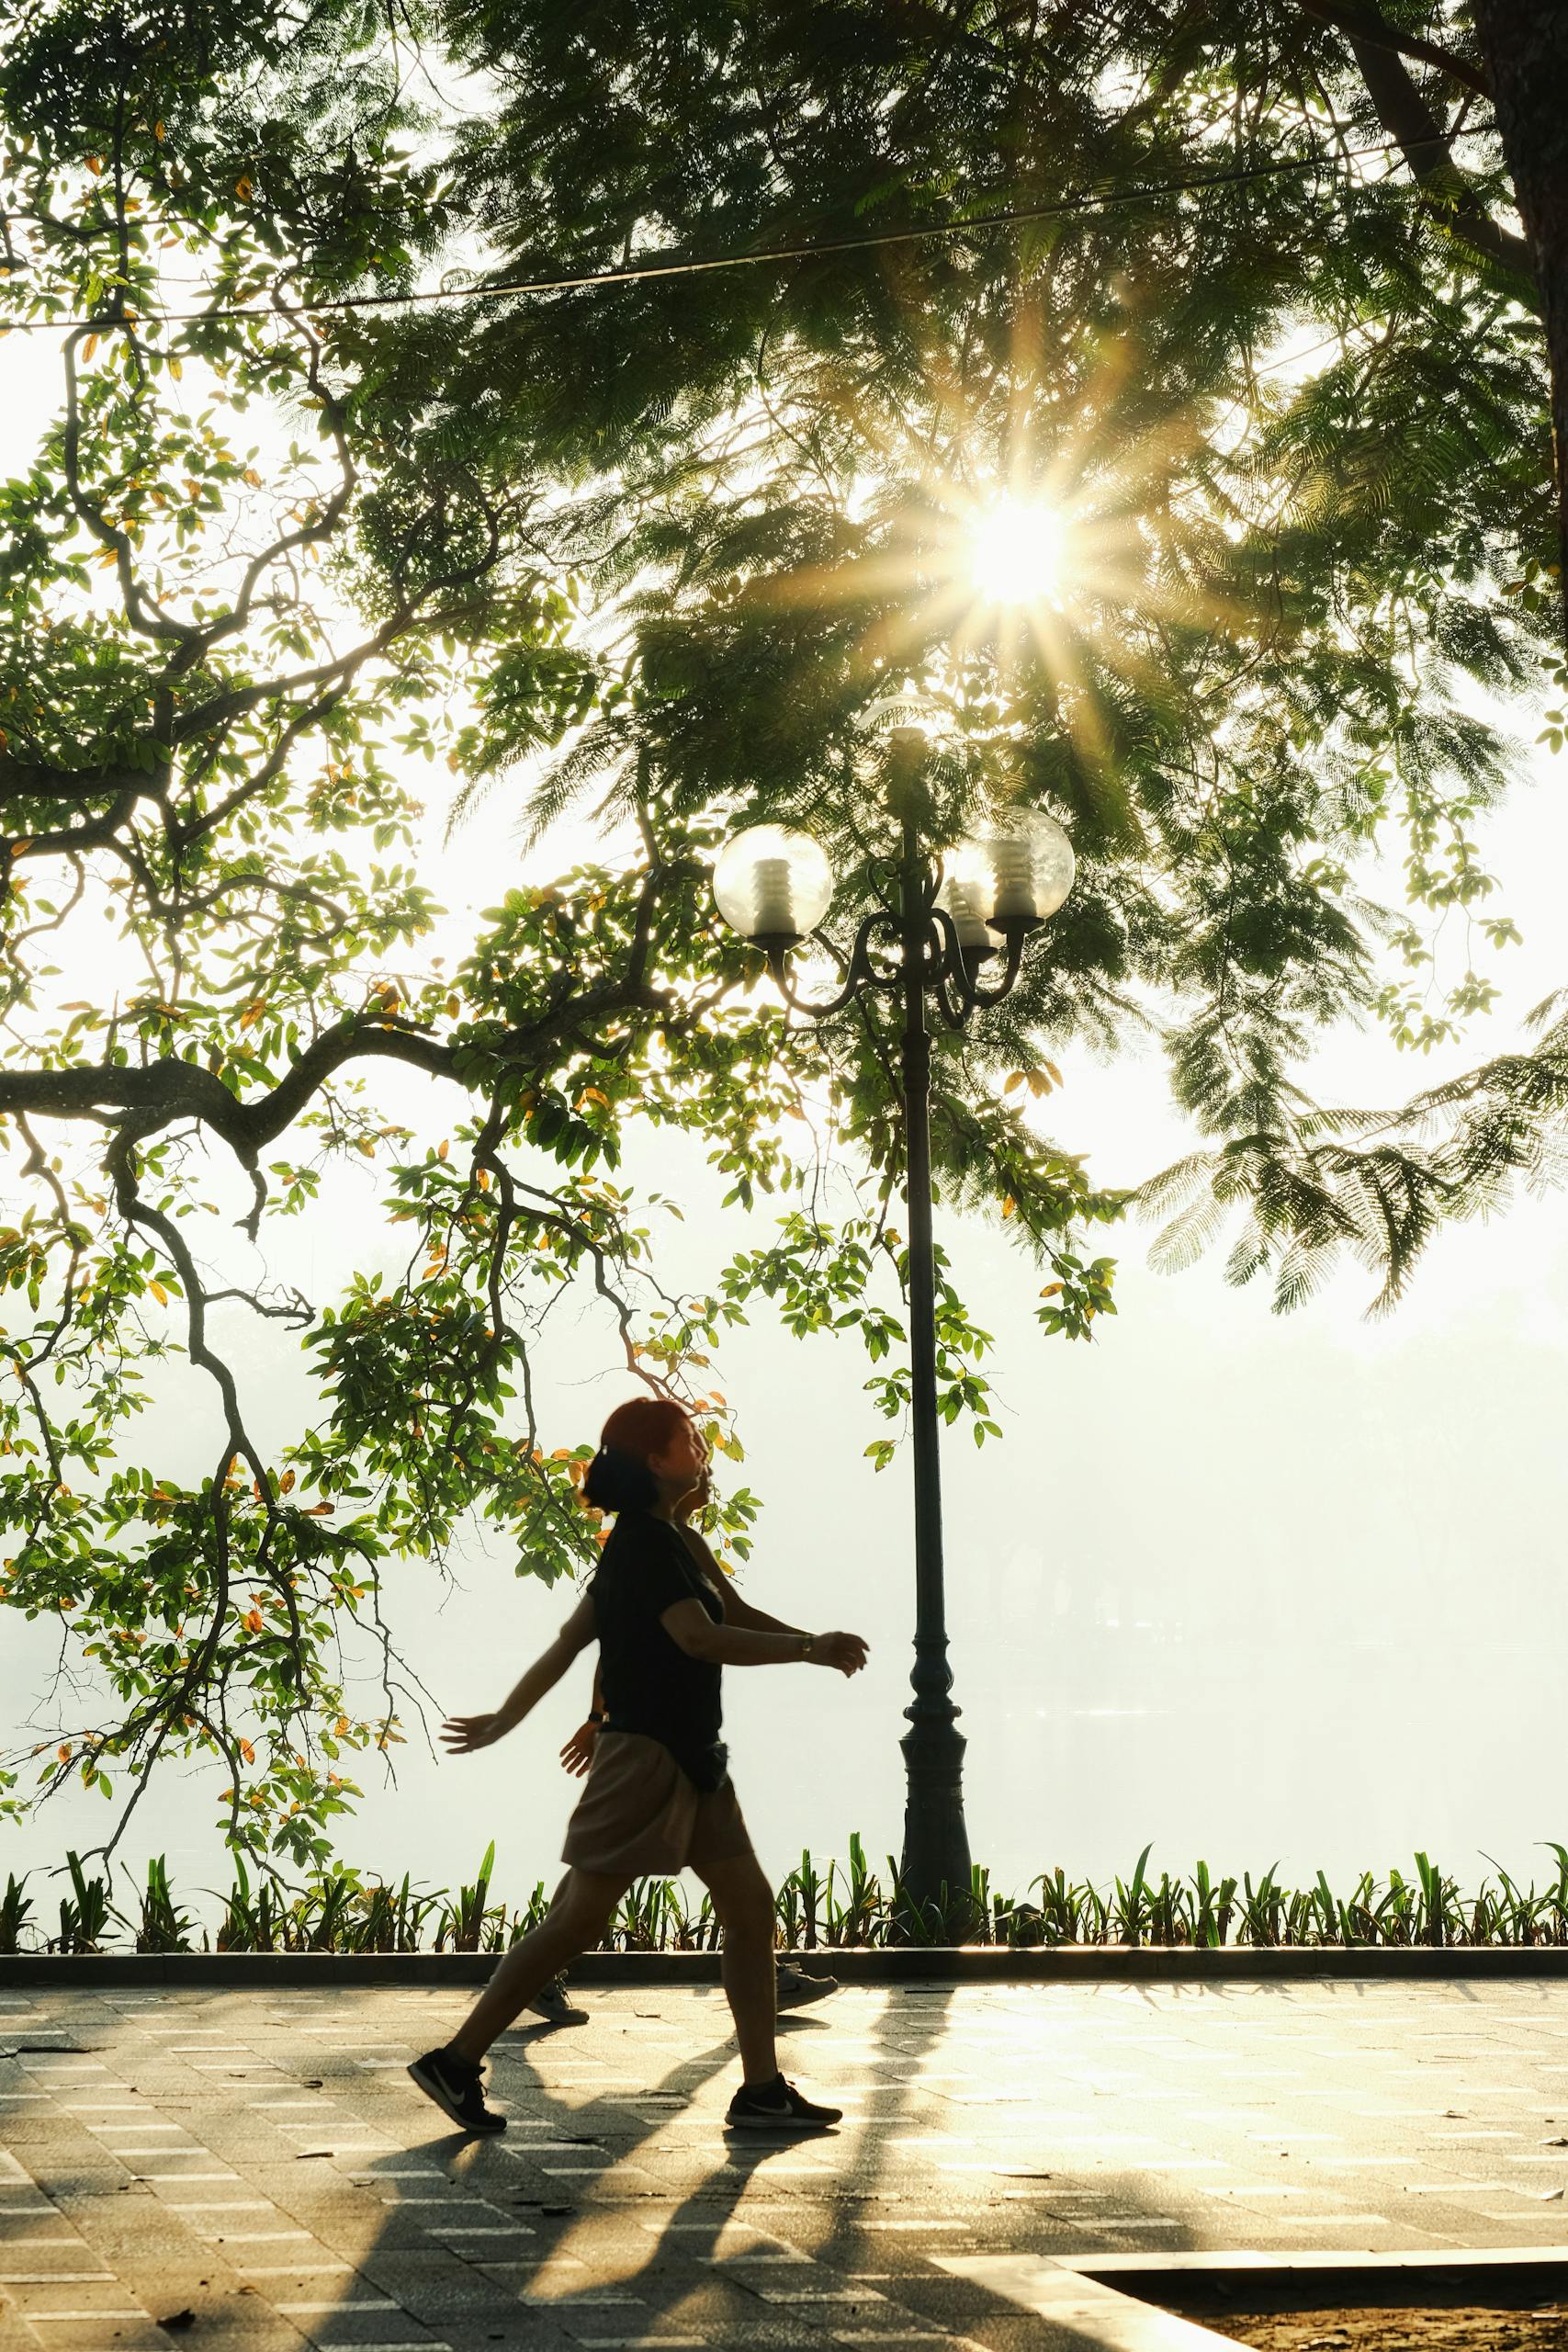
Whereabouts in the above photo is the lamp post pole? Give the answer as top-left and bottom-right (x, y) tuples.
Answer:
(711, 743), (1075, 1935)
(892, 761), (972, 1918)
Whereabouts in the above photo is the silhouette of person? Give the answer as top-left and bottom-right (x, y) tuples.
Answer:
(544, 1499), (843, 2022)
(409, 1396), (868, 2133)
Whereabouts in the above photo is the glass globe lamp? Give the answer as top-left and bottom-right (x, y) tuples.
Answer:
(712, 823), (835, 947)
(943, 807), (1075, 933)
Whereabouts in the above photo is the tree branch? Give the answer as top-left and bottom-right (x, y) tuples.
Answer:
(0, 1018), (451, 1159)
(0, 966), (678, 1167)
(1305, 9), (1538, 287)
(1297, 0), (1490, 98)
(0, 758), (170, 815)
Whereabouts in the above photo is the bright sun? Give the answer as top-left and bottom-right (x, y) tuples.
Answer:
(969, 496), (1067, 606)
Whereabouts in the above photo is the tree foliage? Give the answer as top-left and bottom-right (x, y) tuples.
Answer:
(426, 0), (1560, 1298)
(0, 0), (1559, 1858)
(0, 0), (1119, 1862)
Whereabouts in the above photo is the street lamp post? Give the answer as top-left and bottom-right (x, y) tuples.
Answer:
(712, 729), (1075, 1922)
(891, 749), (971, 1917)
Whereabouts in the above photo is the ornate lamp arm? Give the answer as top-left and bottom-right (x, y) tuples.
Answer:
(958, 922), (1030, 1012)
(767, 909), (906, 1022)
(930, 910), (1030, 1030)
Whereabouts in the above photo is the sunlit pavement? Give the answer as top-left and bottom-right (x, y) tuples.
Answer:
(5, 1981), (1568, 2351)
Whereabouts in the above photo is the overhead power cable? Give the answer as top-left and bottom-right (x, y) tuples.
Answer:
(0, 125), (1505, 335)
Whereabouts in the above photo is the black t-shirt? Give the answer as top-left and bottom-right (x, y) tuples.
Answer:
(590, 1510), (727, 1791)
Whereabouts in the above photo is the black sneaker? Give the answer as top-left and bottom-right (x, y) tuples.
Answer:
(529, 1974), (589, 2026)
(725, 2074), (841, 2132)
(776, 1961), (838, 2010)
(407, 2045), (506, 2135)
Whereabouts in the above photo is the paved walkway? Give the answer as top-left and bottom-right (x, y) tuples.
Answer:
(5, 1980), (1568, 2351)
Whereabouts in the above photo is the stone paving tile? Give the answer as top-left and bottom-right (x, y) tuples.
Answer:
(7, 1983), (1568, 2347)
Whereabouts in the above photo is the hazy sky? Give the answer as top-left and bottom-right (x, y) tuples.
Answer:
(5, 272), (1567, 1928)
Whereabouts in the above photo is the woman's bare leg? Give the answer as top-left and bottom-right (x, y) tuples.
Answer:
(696, 1852), (778, 2086)
(447, 1868), (627, 2064)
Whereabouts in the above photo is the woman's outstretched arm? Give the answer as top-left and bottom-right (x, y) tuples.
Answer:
(660, 1599), (867, 1677)
(442, 1593), (598, 1754)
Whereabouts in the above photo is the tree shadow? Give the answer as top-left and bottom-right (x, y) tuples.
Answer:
(781, 1974), (1238, 2337)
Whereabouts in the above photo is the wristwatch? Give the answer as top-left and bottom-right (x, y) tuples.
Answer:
(800, 1633), (816, 1662)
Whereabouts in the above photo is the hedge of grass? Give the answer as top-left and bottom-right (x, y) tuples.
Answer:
(8, 1837), (1568, 1954)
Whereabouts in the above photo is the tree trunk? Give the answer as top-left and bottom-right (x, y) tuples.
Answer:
(1471, 0), (1568, 639)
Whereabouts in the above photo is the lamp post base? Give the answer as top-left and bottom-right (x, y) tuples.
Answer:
(899, 1709), (973, 1932)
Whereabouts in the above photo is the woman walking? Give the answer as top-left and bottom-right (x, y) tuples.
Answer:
(408, 1396), (869, 2135)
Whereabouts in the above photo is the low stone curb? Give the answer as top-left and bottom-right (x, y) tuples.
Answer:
(1069, 2248), (1568, 2274)
(952, 2249), (1568, 2352)
(5, 1942), (1568, 1986)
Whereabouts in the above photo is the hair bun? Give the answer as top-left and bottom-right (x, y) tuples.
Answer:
(582, 1444), (659, 1515)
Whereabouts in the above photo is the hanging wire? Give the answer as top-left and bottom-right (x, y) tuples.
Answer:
(0, 125), (1506, 336)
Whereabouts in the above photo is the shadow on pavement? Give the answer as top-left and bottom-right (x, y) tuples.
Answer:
(265, 1973), (1227, 2347)
(344, 1986), (852, 2346)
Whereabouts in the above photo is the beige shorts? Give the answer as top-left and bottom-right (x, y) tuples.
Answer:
(561, 1730), (755, 1879)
